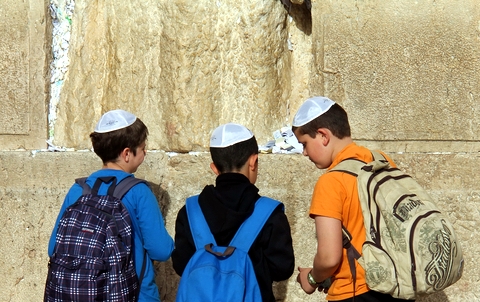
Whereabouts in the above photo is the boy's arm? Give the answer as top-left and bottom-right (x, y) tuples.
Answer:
(171, 206), (197, 276)
(297, 215), (343, 294)
(263, 207), (295, 281)
(312, 215), (343, 280)
(134, 184), (174, 261)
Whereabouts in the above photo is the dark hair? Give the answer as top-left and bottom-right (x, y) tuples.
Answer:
(292, 103), (351, 138)
(89, 118), (149, 164)
(209, 136), (259, 174)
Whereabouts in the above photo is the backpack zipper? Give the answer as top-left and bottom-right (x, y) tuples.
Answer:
(409, 210), (440, 292)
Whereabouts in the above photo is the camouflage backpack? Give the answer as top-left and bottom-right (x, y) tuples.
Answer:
(330, 151), (464, 300)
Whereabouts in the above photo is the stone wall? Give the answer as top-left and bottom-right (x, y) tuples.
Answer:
(0, 0), (479, 301)
(0, 0), (48, 150)
(1, 151), (477, 301)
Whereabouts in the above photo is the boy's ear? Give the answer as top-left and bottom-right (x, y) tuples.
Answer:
(248, 154), (259, 171)
(210, 162), (220, 176)
(120, 147), (131, 162)
(317, 128), (330, 146)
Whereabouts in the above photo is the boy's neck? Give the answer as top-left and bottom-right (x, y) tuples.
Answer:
(331, 136), (354, 161)
(103, 161), (129, 173)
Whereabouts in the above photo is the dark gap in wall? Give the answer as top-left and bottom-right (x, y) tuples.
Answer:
(280, 0), (312, 35)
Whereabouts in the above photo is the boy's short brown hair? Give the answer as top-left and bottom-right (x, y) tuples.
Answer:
(90, 118), (148, 164)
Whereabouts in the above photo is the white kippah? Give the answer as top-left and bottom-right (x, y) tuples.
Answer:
(292, 96), (335, 127)
(94, 109), (137, 133)
(210, 123), (254, 148)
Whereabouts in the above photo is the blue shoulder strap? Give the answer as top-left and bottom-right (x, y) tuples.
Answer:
(230, 197), (282, 252)
(186, 195), (217, 250)
(186, 196), (283, 252)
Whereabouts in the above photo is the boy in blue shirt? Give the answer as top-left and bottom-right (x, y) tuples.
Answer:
(47, 109), (174, 301)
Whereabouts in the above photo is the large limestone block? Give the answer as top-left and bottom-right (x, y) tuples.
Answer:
(53, 0), (291, 151)
(0, 0), (48, 150)
(312, 0), (480, 141)
(0, 150), (477, 301)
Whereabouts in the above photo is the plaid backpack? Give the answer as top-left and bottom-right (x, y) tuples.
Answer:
(44, 176), (147, 302)
(330, 151), (464, 300)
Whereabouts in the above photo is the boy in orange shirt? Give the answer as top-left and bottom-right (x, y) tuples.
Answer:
(293, 96), (413, 302)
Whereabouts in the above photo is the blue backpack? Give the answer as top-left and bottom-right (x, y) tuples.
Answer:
(176, 195), (282, 302)
(44, 176), (147, 302)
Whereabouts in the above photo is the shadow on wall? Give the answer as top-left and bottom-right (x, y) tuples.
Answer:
(148, 181), (172, 219)
(280, 0), (312, 35)
(418, 291), (450, 302)
(273, 280), (289, 301)
(147, 181), (179, 300)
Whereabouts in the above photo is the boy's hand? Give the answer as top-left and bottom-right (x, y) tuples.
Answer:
(296, 267), (317, 294)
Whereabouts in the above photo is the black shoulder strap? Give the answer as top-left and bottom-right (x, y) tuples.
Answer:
(342, 226), (361, 298)
(75, 176), (148, 199)
(113, 177), (149, 290)
(75, 176), (117, 195)
(75, 177), (89, 193)
(113, 177), (148, 199)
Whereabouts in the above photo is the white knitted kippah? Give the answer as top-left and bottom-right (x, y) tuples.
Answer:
(94, 109), (137, 133)
(292, 96), (335, 127)
(210, 123), (254, 148)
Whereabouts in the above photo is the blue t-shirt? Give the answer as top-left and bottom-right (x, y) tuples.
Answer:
(48, 169), (174, 302)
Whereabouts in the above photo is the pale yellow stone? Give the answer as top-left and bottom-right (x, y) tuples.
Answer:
(312, 0), (480, 141)
(1, 0), (479, 301)
(0, 0), (48, 149)
(53, 0), (291, 151)
(0, 151), (476, 301)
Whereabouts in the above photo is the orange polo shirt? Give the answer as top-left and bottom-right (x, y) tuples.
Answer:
(309, 142), (396, 301)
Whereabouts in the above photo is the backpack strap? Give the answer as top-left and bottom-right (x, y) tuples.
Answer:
(328, 150), (390, 299)
(113, 177), (148, 199)
(328, 158), (364, 176)
(75, 176), (114, 196)
(230, 197), (282, 252)
(341, 226), (362, 298)
(329, 150), (390, 175)
(185, 195), (217, 250)
(75, 176), (147, 198)
(329, 161), (364, 296)
(75, 177), (91, 194)
(185, 196), (282, 253)
(371, 150), (387, 161)
(111, 176), (149, 287)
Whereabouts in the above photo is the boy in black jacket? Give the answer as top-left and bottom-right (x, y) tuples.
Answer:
(172, 123), (295, 301)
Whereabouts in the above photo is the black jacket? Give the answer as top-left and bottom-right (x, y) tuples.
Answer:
(172, 173), (295, 302)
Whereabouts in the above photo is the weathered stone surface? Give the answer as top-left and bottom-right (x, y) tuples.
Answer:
(53, 0), (291, 151)
(0, 151), (477, 301)
(0, 0), (48, 149)
(0, 1), (29, 135)
(1, 0), (480, 301)
(312, 0), (480, 141)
